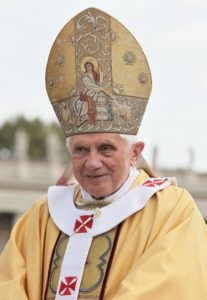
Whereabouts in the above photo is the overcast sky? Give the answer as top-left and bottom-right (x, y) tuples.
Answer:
(1, 0), (207, 172)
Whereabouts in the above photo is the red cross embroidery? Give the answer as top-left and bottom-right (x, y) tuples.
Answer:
(74, 215), (94, 233)
(59, 276), (78, 296)
(143, 178), (166, 187)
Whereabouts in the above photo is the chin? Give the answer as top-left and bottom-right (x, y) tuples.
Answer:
(85, 183), (108, 195)
(90, 191), (107, 198)
(89, 188), (110, 199)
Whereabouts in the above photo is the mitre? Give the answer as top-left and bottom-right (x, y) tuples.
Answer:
(45, 7), (152, 136)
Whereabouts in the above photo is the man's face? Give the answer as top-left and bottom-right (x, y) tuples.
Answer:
(70, 133), (144, 198)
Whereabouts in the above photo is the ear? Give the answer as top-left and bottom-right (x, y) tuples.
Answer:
(130, 142), (145, 166)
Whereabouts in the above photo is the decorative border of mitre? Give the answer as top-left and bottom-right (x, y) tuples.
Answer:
(45, 7), (152, 136)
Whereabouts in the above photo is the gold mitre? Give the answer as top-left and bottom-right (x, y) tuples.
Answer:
(45, 7), (152, 136)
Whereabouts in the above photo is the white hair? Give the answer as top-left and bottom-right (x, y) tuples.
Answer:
(66, 133), (139, 152)
(119, 134), (139, 148)
(66, 137), (71, 151)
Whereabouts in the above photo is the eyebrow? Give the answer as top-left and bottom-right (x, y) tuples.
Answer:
(72, 140), (115, 151)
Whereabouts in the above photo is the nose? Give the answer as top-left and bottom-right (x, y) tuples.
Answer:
(85, 150), (102, 170)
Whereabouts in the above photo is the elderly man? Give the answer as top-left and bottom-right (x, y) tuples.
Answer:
(0, 7), (207, 300)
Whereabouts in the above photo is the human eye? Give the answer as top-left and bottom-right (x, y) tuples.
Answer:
(73, 146), (88, 156)
(99, 144), (115, 155)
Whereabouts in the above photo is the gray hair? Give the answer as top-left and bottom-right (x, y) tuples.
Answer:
(66, 133), (139, 152)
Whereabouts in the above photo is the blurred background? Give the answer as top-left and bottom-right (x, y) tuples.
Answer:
(0, 0), (207, 251)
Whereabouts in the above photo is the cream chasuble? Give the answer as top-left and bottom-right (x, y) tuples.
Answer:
(0, 170), (207, 300)
(46, 173), (172, 299)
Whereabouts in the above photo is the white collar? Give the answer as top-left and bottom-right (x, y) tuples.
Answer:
(48, 176), (173, 237)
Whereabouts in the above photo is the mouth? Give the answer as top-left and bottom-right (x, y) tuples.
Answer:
(86, 174), (107, 178)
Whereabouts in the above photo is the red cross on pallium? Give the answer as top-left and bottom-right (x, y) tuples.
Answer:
(74, 215), (94, 233)
(59, 276), (78, 296)
(143, 178), (166, 187)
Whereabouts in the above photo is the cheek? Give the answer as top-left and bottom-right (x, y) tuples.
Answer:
(123, 153), (134, 167)
(111, 158), (129, 176)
